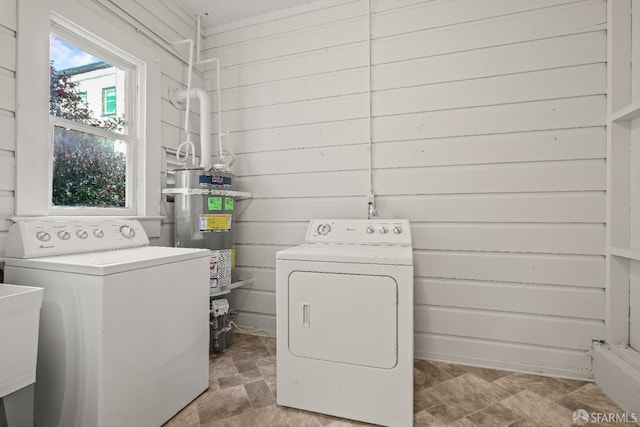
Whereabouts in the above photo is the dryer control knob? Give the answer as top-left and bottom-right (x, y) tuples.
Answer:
(393, 226), (403, 235)
(93, 229), (104, 238)
(76, 230), (88, 239)
(379, 226), (389, 234)
(366, 226), (375, 234)
(57, 230), (71, 240)
(317, 223), (331, 236)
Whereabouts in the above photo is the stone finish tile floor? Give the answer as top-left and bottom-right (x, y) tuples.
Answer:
(164, 334), (633, 427)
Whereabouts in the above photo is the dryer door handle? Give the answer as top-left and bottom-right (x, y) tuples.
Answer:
(301, 303), (311, 328)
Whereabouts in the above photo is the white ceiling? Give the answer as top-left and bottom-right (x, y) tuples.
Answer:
(175, 0), (326, 28)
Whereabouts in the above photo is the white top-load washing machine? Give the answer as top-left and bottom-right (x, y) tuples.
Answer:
(4, 220), (210, 427)
(276, 219), (414, 427)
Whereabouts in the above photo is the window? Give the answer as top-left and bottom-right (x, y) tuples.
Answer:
(102, 86), (117, 117)
(16, 2), (162, 229)
(49, 23), (134, 211)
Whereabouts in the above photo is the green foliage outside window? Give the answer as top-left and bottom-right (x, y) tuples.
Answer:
(49, 64), (127, 207)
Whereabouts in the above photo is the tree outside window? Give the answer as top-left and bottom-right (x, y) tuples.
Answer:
(49, 33), (132, 209)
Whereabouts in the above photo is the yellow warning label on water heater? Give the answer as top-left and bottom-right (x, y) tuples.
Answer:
(199, 214), (232, 231)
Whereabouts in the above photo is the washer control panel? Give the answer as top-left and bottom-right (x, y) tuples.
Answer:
(5, 219), (149, 258)
(306, 219), (411, 245)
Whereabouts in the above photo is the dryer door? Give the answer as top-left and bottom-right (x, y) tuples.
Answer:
(288, 271), (397, 369)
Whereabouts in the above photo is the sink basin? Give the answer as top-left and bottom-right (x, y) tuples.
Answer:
(0, 284), (44, 398)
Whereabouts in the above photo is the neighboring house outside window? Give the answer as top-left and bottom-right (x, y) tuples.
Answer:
(49, 27), (134, 211)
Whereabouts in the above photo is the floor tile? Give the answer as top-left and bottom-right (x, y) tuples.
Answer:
(425, 374), (511, 423)
(196, 384), (253, 424)
(164, 399), (201, 427)
(245, 380), (276, 409)
(500, 389), (575, 427)
(413, 387), (441, 413)
(414, 359), (455, 388)
(414, 409), (449, 427)
(217, 368), (263, 389)
(430, 360), (469, 378)
(461, 365), (512, 382)
(164, 334), (630, 427)
(466, 402), (522, 427)
(234, 359), (258, 374)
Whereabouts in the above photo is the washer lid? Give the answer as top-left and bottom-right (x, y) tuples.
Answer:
(276, 243), (413, 265)
(4, 246), (210, 276)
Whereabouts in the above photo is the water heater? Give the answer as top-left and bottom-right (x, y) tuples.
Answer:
(173, 168), (236, 293)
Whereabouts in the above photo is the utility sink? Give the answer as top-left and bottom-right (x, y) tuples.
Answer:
(0, 284), (44, 398)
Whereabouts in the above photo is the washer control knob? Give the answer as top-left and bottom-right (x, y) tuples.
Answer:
(36, 231), (51, 242)
(379, 226), (389, 234)
(119, 225), (135, 239)
(317, 223), (331, 236)
(366, 226), (375, 234)
(76, 230), (89, 239)
(57, 230), (71, 240)
(393, 226), (403, 235)
(93, 229), (104, 238)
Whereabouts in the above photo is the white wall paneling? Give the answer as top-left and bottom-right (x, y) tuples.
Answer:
(206, 0), (607, 379)
(0, 26), (16, 72)
(0, 72), (15, 113)
(410, 223), (604, 255)
(415, 278), (604, 320)
(373, 31), (606, 91)
(0, 0), (16, 260)
(0, 0), (16, 30)
(414, 251), (603, 288)
(0, 110), (14, 153)
(374, 2), (604, 65)
(592, 0), (640, 414)
(416, 334), (592, 379)
(376, 193), (605, 223)
(373, 128), (606, 169)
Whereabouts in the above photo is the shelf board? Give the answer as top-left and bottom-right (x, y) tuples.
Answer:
(162, 188), (253, 200)
(611, 103), (640, 122)
(610, 246), (640, 261)
(210, 277), (254, 297)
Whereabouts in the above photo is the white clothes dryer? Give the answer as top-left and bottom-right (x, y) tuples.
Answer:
(4, 220), (210, 427)
(276, 219), (414, 427)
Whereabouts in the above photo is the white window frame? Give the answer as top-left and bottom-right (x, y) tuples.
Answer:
(15, 0), (162, 234)
(49, 18), (139, 216)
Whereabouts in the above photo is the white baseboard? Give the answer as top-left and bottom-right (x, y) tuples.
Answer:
(592, 343), (640, 414)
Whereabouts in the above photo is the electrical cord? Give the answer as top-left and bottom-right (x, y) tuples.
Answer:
(229, 321), (270, 337)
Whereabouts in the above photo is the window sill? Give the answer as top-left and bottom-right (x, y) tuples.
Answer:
(10, 215), (165, 238)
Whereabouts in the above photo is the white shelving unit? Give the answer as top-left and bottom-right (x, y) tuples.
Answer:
(593, 0), (640, 414)
(161, 188), (253, 199)
(210, 277), (254, 297)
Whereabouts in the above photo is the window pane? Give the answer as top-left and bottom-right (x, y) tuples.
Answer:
(102, 86), (117, 116)
(52, 125), (127, 208)
(50, 36), (126, 134)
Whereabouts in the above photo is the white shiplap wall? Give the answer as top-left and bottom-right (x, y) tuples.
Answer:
(204, 0), (607, 379)
(0, 0), (199, 253)
(0, 0), (17, 258)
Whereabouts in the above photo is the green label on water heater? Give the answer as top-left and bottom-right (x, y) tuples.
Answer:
(224, 197), (234, 210)
(208, 196), (222, 211)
